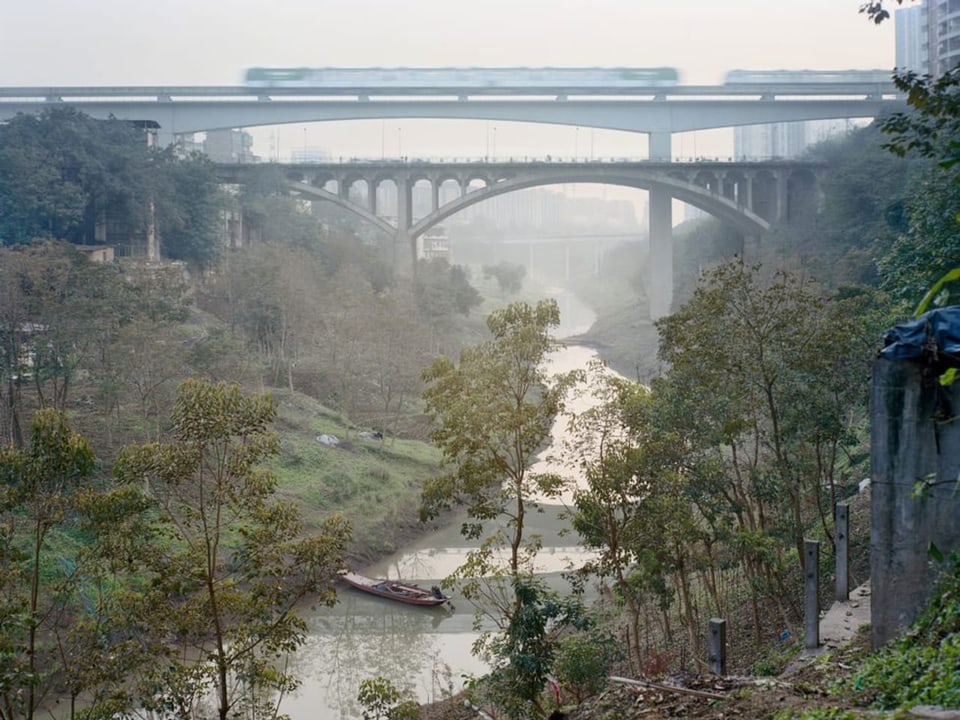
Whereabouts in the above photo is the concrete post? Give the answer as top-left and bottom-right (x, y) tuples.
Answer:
(368, 180), (378, 215)
(431, 180), (440, 213)
(648, 187), (673, 319)
(835, 503), (850, 602)
(707, 619), (727, 675)
(804, 540), (820, 650)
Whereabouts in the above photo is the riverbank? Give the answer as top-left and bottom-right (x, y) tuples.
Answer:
(564, 276), (662, 382)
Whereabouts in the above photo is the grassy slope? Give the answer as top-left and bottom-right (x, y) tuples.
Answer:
(268, 387), (445, 565)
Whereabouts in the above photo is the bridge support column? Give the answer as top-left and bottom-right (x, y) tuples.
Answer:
(368, 180), (378, 215)
(648, 188), (673, 319)
(775, 170), (788, 223)
(743, 172), (754, 210)
(396, 177), (415, 276)
(393, 229), (415, 277)
(649, 132), (672, 161)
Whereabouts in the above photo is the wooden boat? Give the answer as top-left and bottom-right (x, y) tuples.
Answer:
(338, 570), (450, 607)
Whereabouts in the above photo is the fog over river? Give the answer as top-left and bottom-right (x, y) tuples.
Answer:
(282, 289), (614, 719)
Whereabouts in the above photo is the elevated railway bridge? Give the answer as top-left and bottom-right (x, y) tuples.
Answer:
(0, 72), (883, 317)
(215, 158), (824, 318)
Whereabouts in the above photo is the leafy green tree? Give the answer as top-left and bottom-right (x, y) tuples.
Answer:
(0, 108), (153, 247)
(654, 261), (876, 633)
(880, 166), (960, 306)
(485, 577), (585, 720)
(0, 108), (227, 266)
(356, 677), (420, 720)
(566, 364), (706, 669)
(110, 380), (350, 720)
(413, 258), (482, 325)
(155, 154), (230, 272)
(419, 299), (581, 653)
(552, 624), (622, 705)
(0, 409), (96, 720)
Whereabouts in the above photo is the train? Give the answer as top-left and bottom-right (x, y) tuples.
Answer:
(243, 66), (681, 89)
(724, 69), (894, 84)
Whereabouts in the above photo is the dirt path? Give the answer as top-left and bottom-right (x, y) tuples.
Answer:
(780, 579), (871, 678)
(815, 581), (872, 652)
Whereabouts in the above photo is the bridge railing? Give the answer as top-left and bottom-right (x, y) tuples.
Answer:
(241, 155), (806, 165)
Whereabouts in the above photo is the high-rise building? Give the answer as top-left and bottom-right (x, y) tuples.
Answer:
(734, 118), (857, 160)
(895, 0), (960, 78)
(896, 2), (929, 74)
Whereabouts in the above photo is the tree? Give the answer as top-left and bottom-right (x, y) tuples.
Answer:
(484, 577), (585, 720)
(154, 153), (230, 272)
(356, 677), (420, 720)
(419, 299), (581, 654)
(482, 261), (526, 294)
(413, 258), (482, 328)
(0, 409), (96, 720)
(110, 380), (350, 720)
(880, 167), (960, 306)
(0, 242), (189, 442)
(654, 261), (877, 633)
(566, 364), (704, 670)
(0, 108), (154, 247)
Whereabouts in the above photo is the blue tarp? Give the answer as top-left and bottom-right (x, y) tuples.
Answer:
(880, 306), (960, 363)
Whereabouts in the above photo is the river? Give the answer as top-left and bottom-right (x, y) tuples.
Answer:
(281, 289), (608, 719)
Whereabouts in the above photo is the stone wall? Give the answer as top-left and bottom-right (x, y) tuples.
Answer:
(871, 358), (960, 648)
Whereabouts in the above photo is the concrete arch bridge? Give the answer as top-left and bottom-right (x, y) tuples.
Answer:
(215, 158), (823, 318)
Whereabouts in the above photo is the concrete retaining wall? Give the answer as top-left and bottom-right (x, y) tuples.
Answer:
(871, 358), (960, 648)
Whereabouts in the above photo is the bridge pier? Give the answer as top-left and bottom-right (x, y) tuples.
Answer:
(648, 187), (673, 319)
(649, 132), (672, 161)
(395, 177), (416, 276)
(394, 230), (415, 277)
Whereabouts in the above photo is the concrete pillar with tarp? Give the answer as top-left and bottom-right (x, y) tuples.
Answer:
(871, 307), (960, 648)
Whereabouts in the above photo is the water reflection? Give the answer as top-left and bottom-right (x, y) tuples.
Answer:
(284, 589), (487, 719)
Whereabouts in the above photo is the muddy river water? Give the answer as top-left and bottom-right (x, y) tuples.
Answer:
(281, 290), (612, 719)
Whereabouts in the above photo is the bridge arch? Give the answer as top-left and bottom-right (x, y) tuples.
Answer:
(407, 169), (771, 240)
(287, 181), (396, 237)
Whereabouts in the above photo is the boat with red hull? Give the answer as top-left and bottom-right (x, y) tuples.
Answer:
(338, 571), (450, 607)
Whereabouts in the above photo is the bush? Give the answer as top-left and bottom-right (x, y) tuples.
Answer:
(357, 677), (420, 720)
(852, 553), (960, 710)
(552, 630), (622, 704)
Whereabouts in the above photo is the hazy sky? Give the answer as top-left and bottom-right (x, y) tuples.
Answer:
(0, 1), (899, 171)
